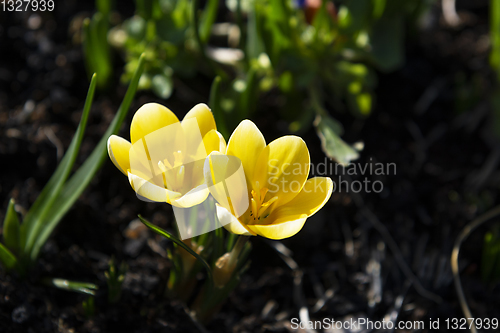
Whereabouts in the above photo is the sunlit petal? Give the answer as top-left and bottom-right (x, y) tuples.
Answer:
(130, 103), (180, 144)
(226, 120), (266, 189)
(253, 136), (310, 206)
(267, 177), (333, 224)
(171, 184), (210, 208)
(107, 135), (131, 175)
(246, 217), (307, 240)
(128, 171), (181, 203)
(203, 129), (226, 155)
(182, 103), (216, 138)
(217, 205), (254, 236)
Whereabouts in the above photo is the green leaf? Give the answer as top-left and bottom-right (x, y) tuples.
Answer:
(237, 67), (258, 119)
(138, 215), (214, 289)
(0, 242), (17, 271)
(491, 0), (500, 80)
(29, 54), (146, 261)
(3, 198), (21, 254)
(314, 115), (362, 166)
(226, 232), (237, 252)
(45, 278), (98, 296)
(209, 76), (229, 138)
(96, 0), (113, 16)
(246, 4), (265, 60)
(199, 0), (219, 43)
(83, 13), (112, 88)
(21, 74), (98, 257)
(482, 231), (497, 282)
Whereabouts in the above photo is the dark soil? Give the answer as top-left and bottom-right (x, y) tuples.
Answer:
(1, 0), (500, 332)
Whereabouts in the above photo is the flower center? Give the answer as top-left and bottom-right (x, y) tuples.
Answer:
(248, 181), (279, 223)
(158, 150), (186, 193)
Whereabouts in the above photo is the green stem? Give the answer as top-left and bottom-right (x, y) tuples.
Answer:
(228, 235), (249, 268)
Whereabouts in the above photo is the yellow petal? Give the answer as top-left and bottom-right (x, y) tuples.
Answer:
(217, 205), (254, 236)
(130, 103), (180, 144)
(267, 177), (333, 224)
(202, 129), (226, 155)
(128, 172), (181, 203)
(253, 136), (310, 206)
(246, 217), (307, 240)
(171, 184), (210, 208)
(204, 152), (249, 218)
(107, 135), (131, 175)
(226, 120), (266, 189)
(182, 103), (216, 138)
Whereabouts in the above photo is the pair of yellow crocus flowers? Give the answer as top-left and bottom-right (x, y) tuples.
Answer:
(107, 103), (333, 240)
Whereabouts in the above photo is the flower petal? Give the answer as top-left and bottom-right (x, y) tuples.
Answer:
(130, 103), (180, 144)
(246, 217), (307, 240)
(171, 184), (210, 208)
(107, 135), (131, 175)
(267, 177), (333, 224)
(253, 136), (310, 206)
(202, 129), (227, 155)
(128, 171), (181, 203)
(226, 120), (266, 189)
(217, 205), (254, 236)
(182, 103), (216, 138)
(204, 152), (249, 218)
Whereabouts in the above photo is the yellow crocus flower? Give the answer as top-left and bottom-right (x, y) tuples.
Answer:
(206, 120), (333, 240)
(107, 103), (226, 208)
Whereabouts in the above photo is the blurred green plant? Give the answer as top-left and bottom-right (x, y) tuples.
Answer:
(489, 0), (500, 137)
(44, 277), (99, 296)
(103, 0), (222, 99)
(105, 256), (128, 303)
(482, 224), (500, 284)
(0, 55), (146, 275)
(216, 0), (428, 164)
(139, 199), (251, 323)
(88, 0), (427, 164)
(82, 296), (96, 318)
(83, 0), (114, 89)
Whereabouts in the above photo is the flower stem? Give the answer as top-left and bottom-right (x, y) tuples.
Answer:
(229, 235), (249, 268)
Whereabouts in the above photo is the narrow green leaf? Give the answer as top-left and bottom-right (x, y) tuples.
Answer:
(89, 13), (112, 88)
(482, 232), (496, 282)
(138, 215), (214, 289)
(45, 278), (98, 296)
(491, 0), (500, 80)
(246, 4), (265, 61)
(3, 198), (21, 254)
(199, 0), (219, 43)
(226, 232), (237, 252)
(208, 76), (229, 138)
(22, 74), (98, 256)
(96, 0), (112, 16)
(29, 55), (146, 261)
(0, 242), (17, 271)
(238, 67), (258, 119)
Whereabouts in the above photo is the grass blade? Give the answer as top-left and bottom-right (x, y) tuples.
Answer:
(22, 74), (98, 256)
(0, 242), (17, 271)
(3, 199), (21, 254)
(138, 215), (214, 289)
(209, 76), (229, 137)
(199, 0), (219, 43)
(29, 54), (146, 261)
(45, 278), (98, 296)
